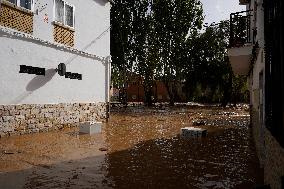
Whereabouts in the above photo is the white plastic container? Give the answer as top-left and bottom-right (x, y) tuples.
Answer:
(181, 127), (207, 138)
(79, 121), (102, 134)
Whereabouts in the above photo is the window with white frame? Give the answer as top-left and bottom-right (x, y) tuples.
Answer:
(6, 0), (33, 10)
(54, 0), (75, 28)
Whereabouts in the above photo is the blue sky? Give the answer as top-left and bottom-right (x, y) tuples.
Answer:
(200, 0), (246, 25)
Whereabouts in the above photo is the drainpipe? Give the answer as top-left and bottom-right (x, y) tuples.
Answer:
(105, 56), (111, 120)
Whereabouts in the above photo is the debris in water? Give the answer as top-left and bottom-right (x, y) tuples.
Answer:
(181, 127), (207, 138)
(3, 151), (14, 155)
(99, 147), (108, 152)
(192, 120), (206, 126)
(72, 174), (79, 179)
(2, 150), (21, 155)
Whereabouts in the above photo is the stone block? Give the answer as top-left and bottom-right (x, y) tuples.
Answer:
(27, 119), (38, 124)
(14, 126), (25, 131)
(79, 121), (102, 134)
(31, 128), (40, 133)
(1, 111), (10, 116)
(25, 114), (36, 119)
(44, 123), (52, 128)
(2, 126), (15, 133)
(0, 132), (6, 138)
(15, 115), (25, 121)
(44, 113), (52, 118)
(2, 116), (14, 122)
(37, 124), (45, 129)
(9, 110), (20, 116)
(73, 103), (79, 108)
(15, 105), (23, 110)
(181, 127), (207, 138)
(27, 124), (37, 129)
(39, 128), (49, 133)
(31, 109), (40, 114)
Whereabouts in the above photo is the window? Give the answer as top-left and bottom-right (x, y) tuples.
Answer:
(54, 0), (75, 28)
(6, 0), (33, 10)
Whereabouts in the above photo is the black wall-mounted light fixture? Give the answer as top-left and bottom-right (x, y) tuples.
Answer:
(19, 63), (82, 80)
(57, 63), (82, 80)
(57, 63), (66, 76)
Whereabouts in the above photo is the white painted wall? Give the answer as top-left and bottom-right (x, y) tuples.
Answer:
(0, 31), (107, 105)
(256, 0), (264, 48)
(33, 0), (54, 41)
(32, 0), (110, 57)
(248, 0), (265, 104)
(0, 0), (111, 105)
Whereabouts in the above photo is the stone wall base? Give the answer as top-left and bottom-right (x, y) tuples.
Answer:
(251, 108), (265, 166)
(251, 108), (284, 189)
(264, 129), (284, 189)
(0, 102), (106, 137)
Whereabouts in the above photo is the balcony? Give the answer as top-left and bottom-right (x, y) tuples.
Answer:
(228, 10), (253, 75)
(239, 0), (250, 5)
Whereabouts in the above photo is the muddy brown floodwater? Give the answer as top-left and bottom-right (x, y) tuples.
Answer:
(0, 105), (263, 189)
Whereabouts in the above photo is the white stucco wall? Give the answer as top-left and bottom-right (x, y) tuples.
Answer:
(249, 0), (265, 105)
(0, 29), (108, 105)
(0, 0), (110, 105)
(33, 0), (54, 41)
(32, 0), (110, 57)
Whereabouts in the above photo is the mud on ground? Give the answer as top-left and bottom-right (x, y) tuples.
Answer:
(0, 104), (263, 189)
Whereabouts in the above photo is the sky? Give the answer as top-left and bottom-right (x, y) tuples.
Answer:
(200, 0), (246, 25)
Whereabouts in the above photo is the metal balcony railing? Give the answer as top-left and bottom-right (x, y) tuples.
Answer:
(229, 10), (252, 48)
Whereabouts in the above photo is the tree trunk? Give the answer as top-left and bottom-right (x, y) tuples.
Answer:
(221, 72), (232, 107)
(143, 81), (153, 107)
(165, 81), (176, 106)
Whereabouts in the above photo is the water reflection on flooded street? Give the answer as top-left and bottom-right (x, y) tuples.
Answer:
(0, 105), (263, 189)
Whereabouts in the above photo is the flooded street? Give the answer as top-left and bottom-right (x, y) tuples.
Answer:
(0, 105), (263, 189)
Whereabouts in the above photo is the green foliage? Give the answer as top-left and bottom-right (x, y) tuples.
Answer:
(110, 0), (248, 105)
(152, 0), (203, 105)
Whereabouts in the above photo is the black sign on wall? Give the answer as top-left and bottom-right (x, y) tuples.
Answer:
(19, 63), (82, 81)
(65, 72), (82, 80)
(19, 65), (45, 75)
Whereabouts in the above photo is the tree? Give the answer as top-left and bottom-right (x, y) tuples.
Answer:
(111, 0), (248, 106)
(110, 0), (135, 105)
(184, 21), (233, 104)
(152, 0), (203, 105)
(131, 0), (158, 106)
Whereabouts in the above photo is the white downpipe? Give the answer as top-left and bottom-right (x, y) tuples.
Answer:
(104, 56), (111, 119)
(108, 57), (112, 103)
(105, 56), (111, 103)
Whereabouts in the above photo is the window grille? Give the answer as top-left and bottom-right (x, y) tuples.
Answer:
(264, 0), (284, 147)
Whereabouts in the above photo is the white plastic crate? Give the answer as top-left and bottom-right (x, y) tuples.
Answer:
(181, 127), (207, 138)
(79, 121), (102, 134)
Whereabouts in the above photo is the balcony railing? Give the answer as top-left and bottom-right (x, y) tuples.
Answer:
(239, 0), (250, 5)
(229, 10), (252, 48)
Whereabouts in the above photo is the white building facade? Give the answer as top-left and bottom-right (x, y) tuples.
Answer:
(228, 0), (284, 188)
(0, 0), (111, 135)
